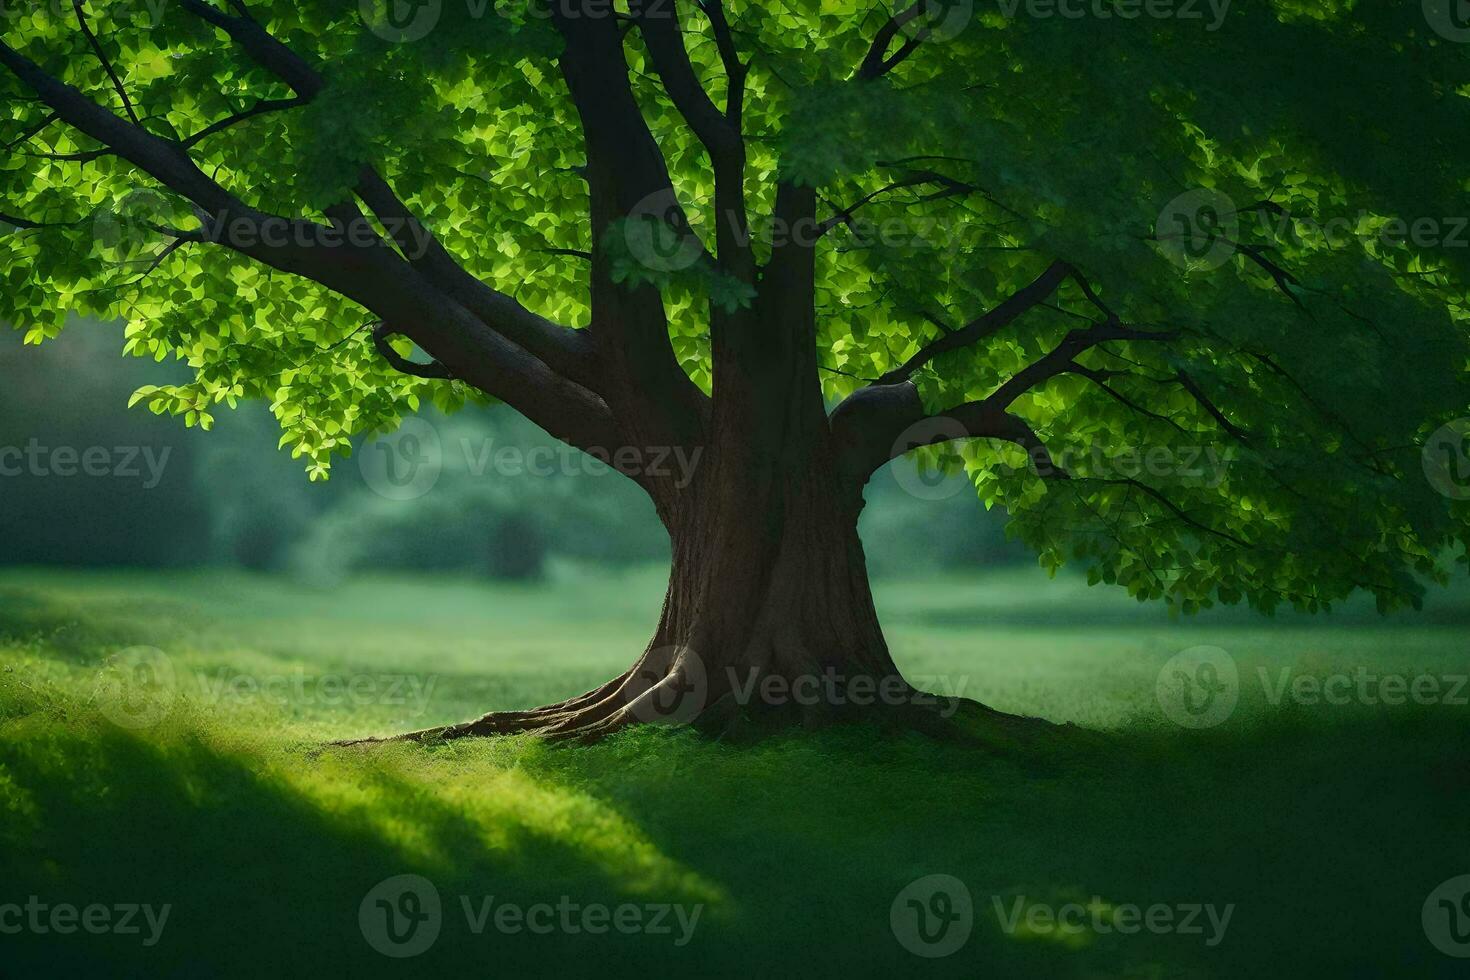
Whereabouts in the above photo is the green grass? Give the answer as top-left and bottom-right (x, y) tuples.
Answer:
(1, 565), (1468, 977)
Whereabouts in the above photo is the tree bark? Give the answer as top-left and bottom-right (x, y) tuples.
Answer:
(339, 431), (1047, 746)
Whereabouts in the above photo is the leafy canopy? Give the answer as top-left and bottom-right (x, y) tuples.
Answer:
(3, 0), (1469, 613)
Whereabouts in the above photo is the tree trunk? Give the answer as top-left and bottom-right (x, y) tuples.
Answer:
(334, 190), (1045, 746)
(337, 435), (1045, 747)
(637, 447), (903, 734)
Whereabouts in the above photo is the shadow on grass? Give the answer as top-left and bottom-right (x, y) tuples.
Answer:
(0, 715), (722, 978)
(1, 699), (1468, 978)
(532, 710), (1470, 978)
(0, 587), (199, 664)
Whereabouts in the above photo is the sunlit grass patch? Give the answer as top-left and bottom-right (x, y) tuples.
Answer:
(1, 568), (1468, 977)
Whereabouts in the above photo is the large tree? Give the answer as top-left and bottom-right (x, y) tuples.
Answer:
(4, 1), (1468, 740)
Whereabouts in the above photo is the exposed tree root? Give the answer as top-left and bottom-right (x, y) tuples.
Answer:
(329, 670), (642, 747)
(329, 667), (1075, 750)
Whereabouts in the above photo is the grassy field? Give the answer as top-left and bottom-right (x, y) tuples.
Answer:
(1, 564), (1468, 977)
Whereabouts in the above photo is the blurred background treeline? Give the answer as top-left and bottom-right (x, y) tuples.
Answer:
(0, 321), (1027, 581)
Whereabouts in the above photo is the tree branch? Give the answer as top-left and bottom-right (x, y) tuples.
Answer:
(695, 0), (747, 123)
(832, 314), (1180, 484)
(373, 322), (453, 380)
(174, 2), (615, 422)
(632, 0), (750, 280)
(553, 4), (712, 455)
(876, 260), (1073, 385)
(0, 36), (623, 459)
(815, 173), (932, 237)
(73, 0), (141, 127)
(353, 168), (604, 394)
(177, 0), (322, 98)
(181, 95), (306, 148)
(1069, 363), (1190, 434)
(632, 0), (740, 163)
(2, 111), (57, 151)
(1175, 369), (1253, 444)
(856, 3), (928, 79)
